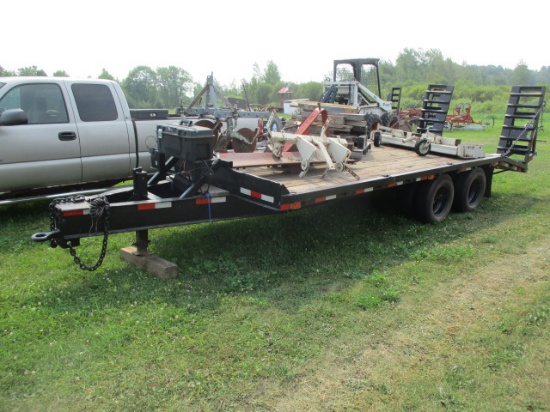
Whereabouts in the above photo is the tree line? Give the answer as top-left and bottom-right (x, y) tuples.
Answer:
(2, 48), (549, 114)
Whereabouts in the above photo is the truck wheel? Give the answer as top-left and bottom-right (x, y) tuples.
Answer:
(415, 174), (454, 223)
(452, 168), (486, 212)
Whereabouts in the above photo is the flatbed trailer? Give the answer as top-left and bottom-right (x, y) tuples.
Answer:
(31, 86), (546, 277)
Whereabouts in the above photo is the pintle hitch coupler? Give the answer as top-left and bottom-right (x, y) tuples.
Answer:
(31, 230), (78, 249)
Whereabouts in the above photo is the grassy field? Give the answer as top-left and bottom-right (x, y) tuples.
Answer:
(1, 117), (549, 411)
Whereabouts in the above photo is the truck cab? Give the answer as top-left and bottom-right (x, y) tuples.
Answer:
(0, 77), (155, 200)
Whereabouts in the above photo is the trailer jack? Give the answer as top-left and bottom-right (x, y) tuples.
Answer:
(120, 230), (178, 279)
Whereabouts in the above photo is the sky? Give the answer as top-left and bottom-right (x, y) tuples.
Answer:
(3, 0), (546, 87)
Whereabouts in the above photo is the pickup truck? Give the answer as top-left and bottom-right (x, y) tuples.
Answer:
(0, 77), (179, 203)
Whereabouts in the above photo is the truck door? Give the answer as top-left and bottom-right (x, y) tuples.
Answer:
(67, 82), (132, 182)
(0, 82), (82, 193)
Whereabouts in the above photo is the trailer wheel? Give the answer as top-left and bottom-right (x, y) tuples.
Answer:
(481, 115), (495, 128)
(452, 168), (486, 212)
(414, 139), (431, 156)
(373, 131), (382, 147)
(415, 174), (454, 223)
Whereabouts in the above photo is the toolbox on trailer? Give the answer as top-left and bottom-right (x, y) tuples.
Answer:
(130, 109), (170, 120)
(157, 125), (215, 161)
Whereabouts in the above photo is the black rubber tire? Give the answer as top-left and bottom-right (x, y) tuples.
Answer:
(365, 113), (382, 136)
(415, 174), (454, 223)
(414, 139), (431, 156)
(452, 168), (486, 212)
(373, 131), (382, 147)
(381, 112), (400, 128)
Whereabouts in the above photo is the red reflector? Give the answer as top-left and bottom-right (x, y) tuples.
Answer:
(62, 210), (84, 217)
(196, 198), (210, 205)
(137, 203), (156, 211)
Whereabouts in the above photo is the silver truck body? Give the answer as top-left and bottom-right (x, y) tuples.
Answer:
(0, 77), (175, 200)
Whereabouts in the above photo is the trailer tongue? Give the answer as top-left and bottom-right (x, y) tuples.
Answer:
(31, 86), (546, 277)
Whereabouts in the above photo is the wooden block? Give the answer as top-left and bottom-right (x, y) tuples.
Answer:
(120, 247), (178, 279)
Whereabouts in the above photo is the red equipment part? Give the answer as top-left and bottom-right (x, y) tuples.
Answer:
(282, 106), (329, 152)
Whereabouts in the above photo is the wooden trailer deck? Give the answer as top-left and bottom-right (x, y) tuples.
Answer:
(220, 145), (500, 197)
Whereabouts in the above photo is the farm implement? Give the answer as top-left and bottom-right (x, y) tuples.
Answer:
(445, 103), (495, 129)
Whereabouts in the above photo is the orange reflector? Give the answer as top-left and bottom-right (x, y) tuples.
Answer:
(281, 202), (302, 211)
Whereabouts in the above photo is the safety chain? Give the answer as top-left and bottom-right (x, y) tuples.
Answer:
(49, 195), (110, 271)
(503, 106), (543, 157)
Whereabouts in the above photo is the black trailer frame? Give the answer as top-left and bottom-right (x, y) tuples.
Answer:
(31, 86), (546, 276)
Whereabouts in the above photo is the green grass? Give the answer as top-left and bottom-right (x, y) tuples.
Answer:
(1, 116), (549, 411)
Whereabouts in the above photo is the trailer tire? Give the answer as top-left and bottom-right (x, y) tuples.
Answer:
(415, 174), (454, 223)
(452, 168), (486, 212)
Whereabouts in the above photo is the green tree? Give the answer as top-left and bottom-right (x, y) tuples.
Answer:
(17, 66), (47, 76)
(0, 66), (16, 76)
(156, 66), (193, 109)
(122, 66), (158, 108)
(98, 68), (115, 81)
(263, 60), (281, 85)
(511, 61), (531, 86)
(296, 81), (323, 102)
(255, 83), (272, 106)
(395, 48), (422, 84)
(53, 70), (69, 77)
(537, 66), (550, 84)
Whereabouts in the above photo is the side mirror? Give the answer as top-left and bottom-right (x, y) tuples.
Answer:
(0, 109), (28, 126)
